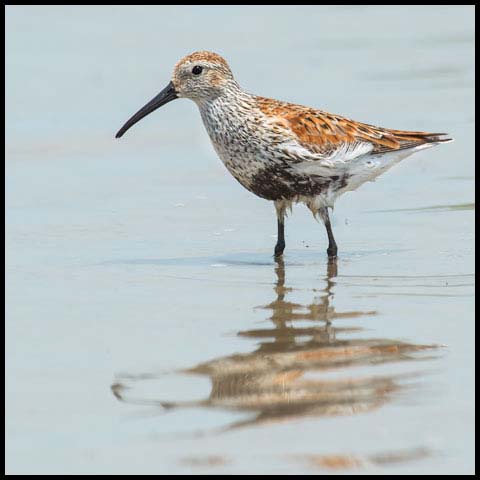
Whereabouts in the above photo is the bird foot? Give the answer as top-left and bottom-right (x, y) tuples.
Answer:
(274, 241), (285, 258)
(327, 247), (338, 259)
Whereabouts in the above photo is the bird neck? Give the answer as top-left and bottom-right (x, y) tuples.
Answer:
(196, 85), (258, 149)
(196, 82), (254, 113)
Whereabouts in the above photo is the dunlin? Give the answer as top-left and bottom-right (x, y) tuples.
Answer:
(116, 51), (452, 259)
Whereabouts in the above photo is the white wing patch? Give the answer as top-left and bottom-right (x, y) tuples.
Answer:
(283, 140), (374, 177)
(322, 141), (374, 163)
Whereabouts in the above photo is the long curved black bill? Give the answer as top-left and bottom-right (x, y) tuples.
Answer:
(115, 81), (178, 138)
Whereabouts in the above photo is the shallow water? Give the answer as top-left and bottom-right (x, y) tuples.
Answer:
(5, 5), (475, 475)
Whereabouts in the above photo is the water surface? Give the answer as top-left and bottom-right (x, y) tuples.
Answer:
(6, 5), (474, 475)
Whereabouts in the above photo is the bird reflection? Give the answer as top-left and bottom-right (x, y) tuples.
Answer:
(112, 258), (438, 432)
(240, 258), (369, 355)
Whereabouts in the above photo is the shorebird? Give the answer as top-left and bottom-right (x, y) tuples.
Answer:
(116, 51), (452, 259)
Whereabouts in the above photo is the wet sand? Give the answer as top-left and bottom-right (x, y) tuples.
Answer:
(5, 5), (474, 475)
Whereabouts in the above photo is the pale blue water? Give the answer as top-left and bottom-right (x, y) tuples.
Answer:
(6, 5), (475, 475)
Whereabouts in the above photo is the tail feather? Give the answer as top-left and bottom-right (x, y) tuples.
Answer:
(374, 130), (453, 153)
(397, 132), (452, 142)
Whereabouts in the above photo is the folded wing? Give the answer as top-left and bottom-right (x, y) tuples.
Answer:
(256, 96), (452, 165)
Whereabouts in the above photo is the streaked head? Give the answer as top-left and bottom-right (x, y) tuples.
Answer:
(172, 51), (235, 100)
(116, 51), (235, 138)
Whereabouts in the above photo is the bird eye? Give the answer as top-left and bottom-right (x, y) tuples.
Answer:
(192, 65), (203, 75)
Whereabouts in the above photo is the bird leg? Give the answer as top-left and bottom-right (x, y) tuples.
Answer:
(319, 207), (338, 259)
(274, 201), (287, 257)
(275, 218), (285, 257)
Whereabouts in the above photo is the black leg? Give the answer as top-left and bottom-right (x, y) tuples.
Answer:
(274, 218), (285, 257)
(274, 201), (287, 257)
(320, 207), (338, 259)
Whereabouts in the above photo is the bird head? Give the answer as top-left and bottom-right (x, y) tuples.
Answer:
(115, 51), (234, 138)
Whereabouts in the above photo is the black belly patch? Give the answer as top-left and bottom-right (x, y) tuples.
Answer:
(248, 167), (348, 201)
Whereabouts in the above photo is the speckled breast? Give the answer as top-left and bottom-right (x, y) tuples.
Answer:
(210, 135), (344, 201)
(199, 98), (344, 202)
(200, 102), (277, 197)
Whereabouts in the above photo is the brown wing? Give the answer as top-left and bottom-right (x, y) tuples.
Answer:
(256, 96), (451, 157)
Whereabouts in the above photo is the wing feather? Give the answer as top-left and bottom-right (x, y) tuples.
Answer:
(256, 96), (452, 162)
